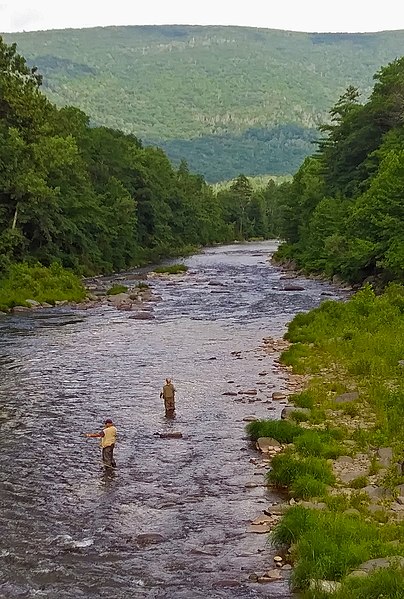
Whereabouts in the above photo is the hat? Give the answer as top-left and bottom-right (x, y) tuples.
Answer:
(104, 418), (113, 424)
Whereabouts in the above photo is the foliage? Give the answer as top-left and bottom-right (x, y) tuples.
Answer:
(4, 26), (404, 182)
(0, 35), (246, 284)
(0, 262), (85, 310)
(272, 507), (404, 589)
(106, 284), (128, 295)
(153, 263), (188, 274)
(245, 419), (303, 443)
(267, 452), (335, 488)
(273, 57), (404, 284)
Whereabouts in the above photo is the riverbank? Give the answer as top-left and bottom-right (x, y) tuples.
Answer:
(247, 284), (404, 597)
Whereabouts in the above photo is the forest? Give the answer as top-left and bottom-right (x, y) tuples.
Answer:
(273, 57), (404, 285)
(0, 35), (277, 309)
(3, 25), (404, 181)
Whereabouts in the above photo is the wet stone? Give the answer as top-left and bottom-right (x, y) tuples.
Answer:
(135, 533), (165, 546)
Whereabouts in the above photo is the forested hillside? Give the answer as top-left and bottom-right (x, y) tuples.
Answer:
(0, 36), (278, 299)
(274, 59), (404, 285)
(3, 26), (404, 181)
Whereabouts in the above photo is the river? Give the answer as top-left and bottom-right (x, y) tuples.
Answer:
(0, 241), (344, 599)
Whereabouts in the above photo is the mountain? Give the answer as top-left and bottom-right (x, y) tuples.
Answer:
(3, 25), (404, 181)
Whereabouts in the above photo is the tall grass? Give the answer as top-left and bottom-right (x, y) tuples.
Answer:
(246, 419), (303, 443)
(272, 507), (404, 589)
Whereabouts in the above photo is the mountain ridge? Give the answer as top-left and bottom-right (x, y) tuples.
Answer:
(3, 25), (404, 180)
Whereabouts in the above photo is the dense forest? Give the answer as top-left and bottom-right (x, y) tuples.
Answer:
(0, 36), (276, 293)
(274, 58), (404, 285)
(3, 25), (404, 181)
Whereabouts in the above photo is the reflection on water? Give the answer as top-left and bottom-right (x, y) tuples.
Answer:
(0, 242), (344, 598)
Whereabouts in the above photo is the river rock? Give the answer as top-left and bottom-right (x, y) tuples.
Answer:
(25, 299), (41, 307)
(309, 580), (341, 593)
(272, 392), (287, 400)
(377, 447), (393, 467)
(356, 556), (404, 573)
(12, 305), (30, 313)
(246, 524), (271, 534)
(362, 485), (391, 500)
(129, 312), (155, 320)
(222, 391), (238, 396)
(158, 432), (183, 439)
(281, 406), (310, 420)
(334, 391), (359, 404)
(135, 533), (165, 545)
(256, 437), (281, 452)
(238, 389), (257, 395)
(263, 569), (282, 580)
(283, 285), (305, 291)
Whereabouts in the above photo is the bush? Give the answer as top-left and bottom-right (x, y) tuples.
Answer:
(153, 263), (188, 274)
(106, 284), (128, 295)
(246, 419), (303, 443)
(0, 262), (86, 310)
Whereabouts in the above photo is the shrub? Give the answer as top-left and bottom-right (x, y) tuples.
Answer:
(0, 262), (86, 309)
(153, 263), (188, 274)
(246, 419), (303, 443)
(106, 284), (128, 295)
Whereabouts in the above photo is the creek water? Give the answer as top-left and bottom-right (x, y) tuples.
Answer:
(0, 241), (344, 599)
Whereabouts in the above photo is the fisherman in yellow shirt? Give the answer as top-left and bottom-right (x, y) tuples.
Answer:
(85, 418), (117, 468)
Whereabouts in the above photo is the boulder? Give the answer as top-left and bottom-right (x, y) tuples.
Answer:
(362, 485), (391, 500)
(377, 447), (393, 467)
(334, 391), (359, 404)
(256, 437), (281, 452)
(356, 556), (404, 573)
(222, 391), (238, 396)
(238, 389), (258, 395)
(281, 406), (310, 420)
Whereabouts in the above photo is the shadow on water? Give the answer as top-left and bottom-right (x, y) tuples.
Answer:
(0, 241), (346, 598)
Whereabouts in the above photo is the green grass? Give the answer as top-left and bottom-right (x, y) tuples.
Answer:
(290, 474), (328, 499)
(246, 419), (303, 443)
(349, 475), (369, 489)
(267, 452), (335, 489)
(332, 566), (404, 599)
(0, 262), (86, 310)
(294, 430), (344, 459)
(153, 264), (188, 274)
(106, 284), (128, 295)
(272, 507), (404, 589)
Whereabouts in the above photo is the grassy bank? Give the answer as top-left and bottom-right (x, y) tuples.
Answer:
(247, 284), (404, 597)
(0, 263), (86, 311)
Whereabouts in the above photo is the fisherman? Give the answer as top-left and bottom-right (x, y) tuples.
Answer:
(160, 378), (176, 418)
(85, 418), (117, 468)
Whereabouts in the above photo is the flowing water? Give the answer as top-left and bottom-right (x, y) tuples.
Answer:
(0, 241), (345, 599)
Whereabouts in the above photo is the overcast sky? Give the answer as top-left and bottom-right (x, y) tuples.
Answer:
(1, 0), (404, 33)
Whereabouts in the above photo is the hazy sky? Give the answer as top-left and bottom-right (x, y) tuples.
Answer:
(1, 0), (404, 33)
